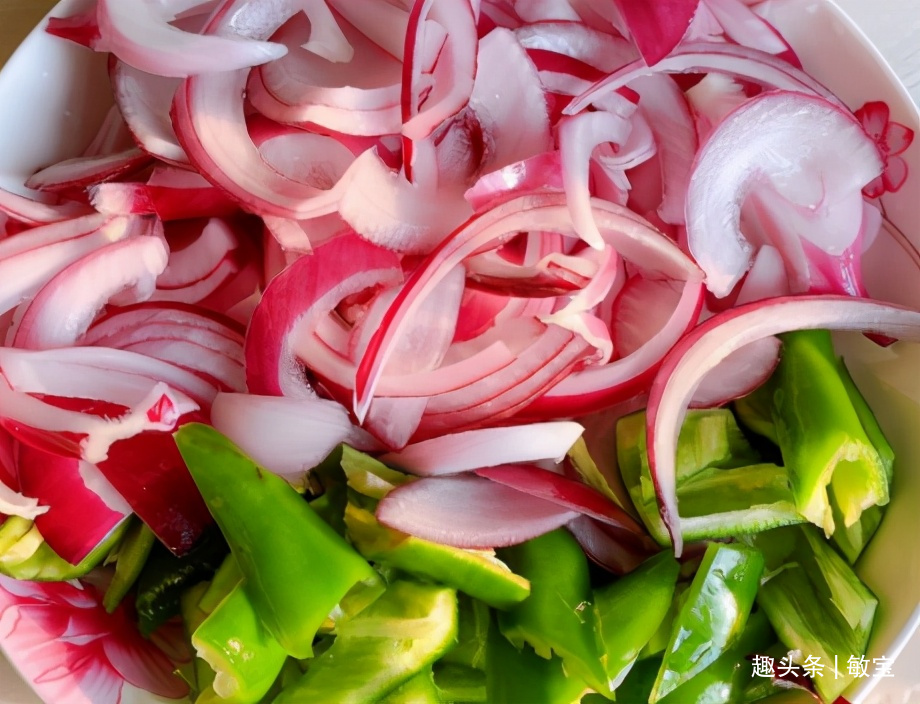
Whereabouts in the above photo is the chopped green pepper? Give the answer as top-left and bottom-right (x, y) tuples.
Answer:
(345, 503), (530, 609)
(593, 551), (680, 688)
(0, 516), (128, 582)
(274, 581), (458, 703)
(486, 616), (587, 704)
(192, 582), (287, 704)
(340, 445), (412, 499)
(175, 424), (375, 659)
(651, 542), (764, 701)
(441, 594), (490, 670)
(103, 518), (157, 612)
(767, 330), (891, 535)
(617, 410), (798, 545)
(434, 662), (487, 703)
(379, 668), (441, 704)
(497, 528), (608, 695)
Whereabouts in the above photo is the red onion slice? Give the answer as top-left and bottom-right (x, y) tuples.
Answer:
(686, 91), (883, 297)
(647, 295), (920, 555)
(381, 421), (584, 476)
(376, 473), (579, 549)
(613, 0), (700, 66)
(13, 235), (169, 350)
(566, 514), (654, 575)
(17, 445), (130, 564)
(0, 187), (90, 226)
(475, 463), (645, 533)
(0, 214), (135, 316)
(566, 41), (838, 115)
(95, 0), (287, 77)
(211, 393), (378, 483)
(24, 148), (151, 193)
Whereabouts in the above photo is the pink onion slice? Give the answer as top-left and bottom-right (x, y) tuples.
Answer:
(647, 295), (920, 555)
(111, 59), (188, 165)
(381, 421), (585, 476)
(376, 473), (579, 549)
(475, 463), (646, 533)
(0, 214), (134, 316)
(211, 393), (378, 482)
(245, 233), (402, 397)
(95, 0), (287, 77)
(24, 148), (151, 193)
(0, 187), (90, 226)
(355, 193), (701, 419)
(565, 41), (838, 115)
(689, 335), (780, 408)
(17, 444), (130, 564)
(566, 514), (655, 575)
(612, 0), (700, 66)
(686, 91), (883, 297)
(328, 0), (410, 60)
(13, 235), (169, 350)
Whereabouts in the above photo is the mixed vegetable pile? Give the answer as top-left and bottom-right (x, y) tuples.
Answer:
(0, 0), (919, 702)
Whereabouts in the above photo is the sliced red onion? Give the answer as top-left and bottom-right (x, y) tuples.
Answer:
(382, 421), (584, 476)
(475, 463), (645, 533)
(120, 339), (245, 392)
(95, 415), (214, 555)
(91, 172), (240, 221)
(612, 276), (684, 357)
(702, 0), (791, 57)
(0, 187), (90, 226)
(249, 13), (402, 137)
(355, 194), (701, 419)
(524, 276), (704, 417)
(565, 41), (838, 115)
(612, 0), (700, 66)
(514, 20), (637, 73)
(630, 74), (697, 225)
(0, 478), (47, 521)
(329, 0), (410, 60)
(211, 393), (378, 482)
(94, 0), (287, 77)
(84, 301), (244, 346)
(111, 59), (188, 165)
(647, 295), (920, 555)
(566, 515), (654, 575)
(24, 148), (151, 193)
(686, 91), (883, 297)
(402, 0), (478, 143)
(376, 473), (579, 549)
(0, 214), (136, 316)
(558, 110), (634, 248)
(17, 445), (129, 564)
(733, 244), (790, 304)
(464, 151), (564, 212)
(13, 235), (169, 350)
(245, 233), (402, 396)
(689, 335), (780, 408)
(336, 150), (473, 254)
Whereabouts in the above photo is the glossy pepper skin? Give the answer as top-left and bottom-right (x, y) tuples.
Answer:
(192, 582), (287, 704)
(593, 551), (679, 688)
(651, 542), (764, 701)
(767, 330), (891, 534)
(175, 423), (375, 659)
(497, 528), (609, 695)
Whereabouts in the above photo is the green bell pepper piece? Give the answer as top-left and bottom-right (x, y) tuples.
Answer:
(340, 445), (411, 499)
(486, 617), (587, 704)
(566, 436), (630, 509)
(434, 662), (487, 702)
(274, 581), (458, 703)
(380, 668), (441, 704)
(103, 518), (157, 612)
(658, 608), (774, 704)
(192, 582), (287, 704)
(0, 516), (127, 582)
(497, 529), (608, 695)
(617, 410), (796, 545)
(345, 503), (530, 609)
(651, 542), (764, 701)
(752, 525), (877, 703)
(175, 424), (376, 659)
(441, 594), (490, 669)
(767, 330), (891, 535)
(593, 551), (679, 688)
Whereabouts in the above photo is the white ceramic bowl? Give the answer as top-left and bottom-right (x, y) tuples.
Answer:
(0, 1), (918, 702)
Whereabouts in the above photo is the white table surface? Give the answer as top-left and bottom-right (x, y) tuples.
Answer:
(0, 1), (918, 703)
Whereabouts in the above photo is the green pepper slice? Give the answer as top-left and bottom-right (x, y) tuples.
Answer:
(175, 424), (375, 659)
